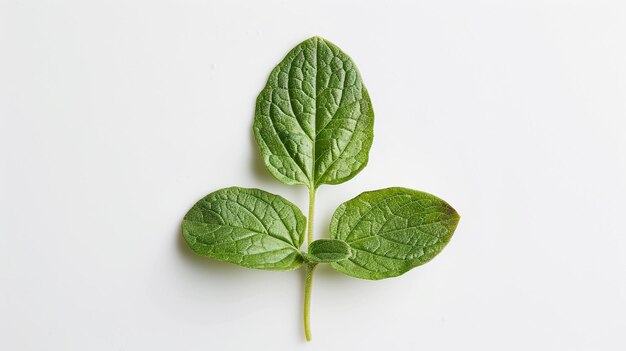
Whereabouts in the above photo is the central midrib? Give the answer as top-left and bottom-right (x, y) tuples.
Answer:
(310, 37), (320, 189)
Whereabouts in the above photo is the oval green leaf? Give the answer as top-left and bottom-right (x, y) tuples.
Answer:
(182, 187), (306, 270)
(253, 36), (374, 189)
(304, 239), (352, 263)
(329, 187), (460, 280)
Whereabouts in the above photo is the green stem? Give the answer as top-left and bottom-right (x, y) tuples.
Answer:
(307, 187), (316, 245)
(304, 186), (317, 341)
(303, 263), (316, 342)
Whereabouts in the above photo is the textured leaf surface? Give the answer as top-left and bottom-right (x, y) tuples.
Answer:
(254, 36), (374, 188)
(182, 187), (306, 270)
(304, 239), (352, 263)
(329, 188), (460, 280)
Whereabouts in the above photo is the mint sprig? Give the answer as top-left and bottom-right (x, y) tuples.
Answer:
(182, 37), (460, 341)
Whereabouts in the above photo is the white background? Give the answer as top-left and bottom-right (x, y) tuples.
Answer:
(1, 0), (625, 350)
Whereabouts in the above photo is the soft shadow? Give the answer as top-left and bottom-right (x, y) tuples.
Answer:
(313, 264), (345, 281)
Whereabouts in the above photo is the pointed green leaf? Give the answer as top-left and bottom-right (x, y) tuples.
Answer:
(253, 36), (374, 188)
(182, 187), (306, 270)
(329, 187), (460, 280)
(304, 239), (352, 263)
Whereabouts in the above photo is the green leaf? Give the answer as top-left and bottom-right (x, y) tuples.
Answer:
(329, 187), (460, 280)
(182, 187), (306, 270)
(253, 36), (374, 189)
(304, 239), (352, 263)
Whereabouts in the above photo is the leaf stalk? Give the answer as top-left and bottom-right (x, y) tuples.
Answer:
(304, 186), (317, 341)
(306, 187), (316, 245)
(303, 263), (316, 341)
